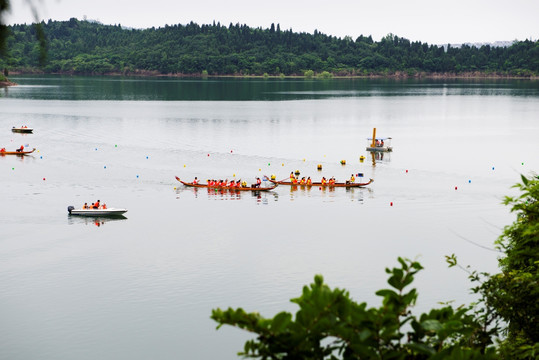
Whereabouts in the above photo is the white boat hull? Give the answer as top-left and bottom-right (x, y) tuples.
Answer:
(68, 208), (128, 216)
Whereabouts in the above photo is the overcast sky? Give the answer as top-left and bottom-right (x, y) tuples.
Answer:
(5, 0), (539, 45)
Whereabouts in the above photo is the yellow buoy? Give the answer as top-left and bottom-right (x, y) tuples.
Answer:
(317, 164), (322, 170)
(271, 174), (276, 180)
(340, 160), (346, 165)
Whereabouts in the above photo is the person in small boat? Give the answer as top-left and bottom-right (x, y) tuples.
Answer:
(253, 177), (262, 188)
(306, 177), (312, 186)
(236, 180), (241, 187)
(321, 177), (327, 186)
(15, 145), (24, 152)
(93, 200), (100, 209)
(192, 177), (199, 184)
(299, 177), (306, 185)
(290, 172), (296, 182)
(381, 140), (384, 147)
(329, 177), (336, 185)
(0, 148), (5, 153)
(101, 203), (107, 209)
(350, 174), (356, 183)
(82, 203), (89, 209)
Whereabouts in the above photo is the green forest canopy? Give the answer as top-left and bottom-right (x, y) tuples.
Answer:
(2, 18), (539, 76)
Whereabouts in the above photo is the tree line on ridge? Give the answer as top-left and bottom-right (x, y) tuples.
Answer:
(1, 18), (538, 77)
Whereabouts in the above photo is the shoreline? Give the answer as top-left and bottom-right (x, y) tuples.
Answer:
(4, 70), (538, 81)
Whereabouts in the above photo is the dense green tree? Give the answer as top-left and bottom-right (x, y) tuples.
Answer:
(1, 18), (538, 76)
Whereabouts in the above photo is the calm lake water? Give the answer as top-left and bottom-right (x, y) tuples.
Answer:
(1, 76), (538, 359)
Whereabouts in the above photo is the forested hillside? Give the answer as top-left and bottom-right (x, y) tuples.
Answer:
(2, 18), (538, 76)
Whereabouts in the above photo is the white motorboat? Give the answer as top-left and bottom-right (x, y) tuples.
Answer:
(12, 127), (34, 133)
(67, 206), (128, 216)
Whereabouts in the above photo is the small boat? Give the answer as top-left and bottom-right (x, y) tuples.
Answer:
(12, 127), (34, 133)
(366, 137), (392, 152)
(176, 176), (278, 191)
(366, 128), (392, 152)
(267, 178), (373, 187)
(0, 148), (36, 155)
(67, 206), (128, 216)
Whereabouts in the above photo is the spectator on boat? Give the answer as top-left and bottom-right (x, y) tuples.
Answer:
(350, 174), (356, 183)
(381, 140), (384, 147)
(193, 177), (199, 184)
(82, 203), (89, 209)
(16, 145), (24, 152)
(102, 203), (107, 209)
(306, 177), (312, 186)
(93, 200), (100, 209)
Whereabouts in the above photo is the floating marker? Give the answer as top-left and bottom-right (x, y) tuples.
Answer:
(259, 168), (261, 171)
(174, 187), (176, 190)
(146, 156), (149, 159)
(43, 178), (46, 181)
(12, 167), (14, 170)
(468, 180), (471, 183)
(282, 163), (284, 166)
(40, 156), (42, 159)
(104, 166), (107, 169)
(95, 148), (97, 151)
(390, 202), (393, 206)
(136, 175), (139, 178)
(183, 164), (186, 167)
(406, 170), (408, 173)
(319, 187), (322, 190)
(455, 186), (458, 190)
(492, 167), (495, 170)
(115, 144), (117, 147)
(207, 154), (210, 156)
(233, 173), (236, 177)
(521, 162), (524, 165)
(230, 150), (233, 153)
(303, 158), (305, 162)
(268, 163), (270, 166)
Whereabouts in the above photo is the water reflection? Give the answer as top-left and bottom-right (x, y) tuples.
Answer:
(175, 186), (278, 203)
(67, 215), (128, 226)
